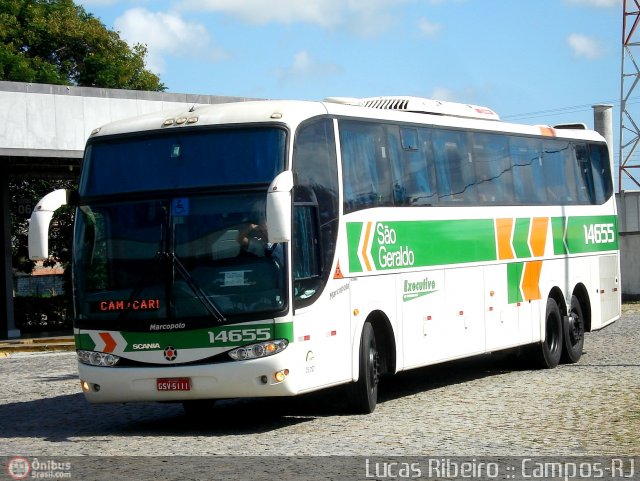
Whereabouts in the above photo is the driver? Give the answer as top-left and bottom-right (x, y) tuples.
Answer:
(237, 222), (269, 256)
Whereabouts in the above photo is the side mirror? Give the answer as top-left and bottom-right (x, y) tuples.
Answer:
(266, 171), (294, 243)
(28, 189), (69, 260)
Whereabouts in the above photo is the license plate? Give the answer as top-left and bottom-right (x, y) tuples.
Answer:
(156, 377), (191, 391)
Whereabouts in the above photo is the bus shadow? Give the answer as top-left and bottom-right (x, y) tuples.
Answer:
(0, 351), (530, 441)
(379, 350), (528, 403)
(0, 392), (315, 441)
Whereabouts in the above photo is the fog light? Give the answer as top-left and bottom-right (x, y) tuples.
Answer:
(81, 380), (90, 392)
(273, 369), (289, 383)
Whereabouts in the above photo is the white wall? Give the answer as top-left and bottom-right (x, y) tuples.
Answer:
(0, 81), (249, 156)
(617, 191), (640, 297)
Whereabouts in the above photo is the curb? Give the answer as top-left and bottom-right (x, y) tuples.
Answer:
(0, 337), (75, 355)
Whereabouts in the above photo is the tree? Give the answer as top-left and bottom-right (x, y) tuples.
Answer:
(0, 0), (165, 91)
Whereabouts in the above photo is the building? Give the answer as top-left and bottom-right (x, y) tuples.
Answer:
(0, 81), (247, 338)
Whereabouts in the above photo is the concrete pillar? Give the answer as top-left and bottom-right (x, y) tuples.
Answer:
(1, 169), (19, 339)
(592, 104), (614, 172)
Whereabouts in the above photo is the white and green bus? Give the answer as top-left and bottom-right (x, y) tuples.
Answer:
(29, 96), (620, 414)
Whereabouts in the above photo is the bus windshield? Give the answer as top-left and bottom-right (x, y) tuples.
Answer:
(73, 192), (286, 323)
(80, 127), (287, 196)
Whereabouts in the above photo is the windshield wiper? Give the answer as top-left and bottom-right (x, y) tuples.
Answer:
(165, 252), (227, 324)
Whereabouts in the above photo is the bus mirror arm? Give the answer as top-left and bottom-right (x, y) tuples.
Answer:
(28, 189), (69, 261)
(266, 171), (294, 243)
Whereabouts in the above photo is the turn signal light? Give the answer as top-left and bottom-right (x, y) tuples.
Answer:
(273, 369), (289, 383)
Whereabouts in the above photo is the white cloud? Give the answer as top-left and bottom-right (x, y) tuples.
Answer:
(177, 0), (407, 34)
(77, 0), (121, 5)
(564, 0), (620, 7)
(567, 33), (604, 59)
(114, 8), (223, 74)
(417, 18), (442, 37)
(429, 88), (456, 101)
(277, 50), (342, 83)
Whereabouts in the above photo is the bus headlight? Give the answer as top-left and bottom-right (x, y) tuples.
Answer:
(77, 350), (120, 367)
(228, 339), (288, 361)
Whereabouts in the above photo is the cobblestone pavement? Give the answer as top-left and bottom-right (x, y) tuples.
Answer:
(1, 305), (638, 458)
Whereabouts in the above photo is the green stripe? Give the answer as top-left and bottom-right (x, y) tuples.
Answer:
(551, 217), (567, 255)
(356, 219), (497, 271)
(507, 262), (524, 304)
(75, 333), (95, 351)
(77, 322), (294, 353)
(346, 222), (364, 273)
(512, 218), (532, 258)
(274, 321), (294, 341)
(552, 215), (618, 255)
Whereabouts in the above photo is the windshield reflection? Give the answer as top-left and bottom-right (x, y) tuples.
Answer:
(73, 192), (286, 323)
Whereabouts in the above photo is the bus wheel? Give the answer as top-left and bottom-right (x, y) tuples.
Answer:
(347, 322), (380, 414)
(182, 399), (216, 417)
(561, 295), (585, 364)
(535, 298), (563, 369)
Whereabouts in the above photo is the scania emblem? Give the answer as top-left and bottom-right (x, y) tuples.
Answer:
(164, 346), (177, 361)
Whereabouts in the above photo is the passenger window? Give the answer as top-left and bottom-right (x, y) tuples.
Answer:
(590, 144), (613, 204)
(432, 129), (476, 203)
(574, 143), (594, 203)
(542, 140), (577, 204)
(400, 127), (419, 150)
(511, 138), (545, 204)
(340, 121), (392, 212)
(471, 132), (514, 203)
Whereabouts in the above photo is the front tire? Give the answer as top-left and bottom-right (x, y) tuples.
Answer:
(347, 322), (380, 414)
(534, 298), (563, 369)
(561, 295), (585, 364)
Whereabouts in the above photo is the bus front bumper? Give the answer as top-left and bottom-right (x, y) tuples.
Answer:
(78, 353), (297, 403)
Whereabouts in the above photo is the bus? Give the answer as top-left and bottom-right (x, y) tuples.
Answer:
(28, 96), (620, 414)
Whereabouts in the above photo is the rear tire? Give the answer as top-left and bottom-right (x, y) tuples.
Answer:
(534, 298), (563, 369)
(561, 295), (585, 364)
(347, 322), (380, 414)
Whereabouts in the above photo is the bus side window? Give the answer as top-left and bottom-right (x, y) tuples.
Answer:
(292, 118), (339, 308)
(404, 127), (436, 206)
(542, 140), (577, 204)
(511, 138), (546, 204)
(472, 132), (514, 203)
(340, 121), (392, 212)
(574, 143), (594, 204)
(386, 129), (407, 205)
(433, 130), (476, 203)
(293, 204), (320, 281)
(590, 143), (613, 204)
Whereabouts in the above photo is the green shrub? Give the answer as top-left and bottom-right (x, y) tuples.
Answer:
(13, 296), (72, 332)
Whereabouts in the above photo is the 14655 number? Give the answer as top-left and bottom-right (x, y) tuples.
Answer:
(207, 328), (271, 344)
(583, 223), (615, 244)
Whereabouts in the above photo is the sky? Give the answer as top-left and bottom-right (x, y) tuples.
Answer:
(77, 0), (630, 186)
